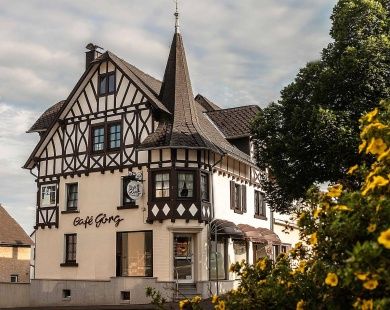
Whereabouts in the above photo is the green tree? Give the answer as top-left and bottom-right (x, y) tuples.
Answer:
(252, 0), (390, 213)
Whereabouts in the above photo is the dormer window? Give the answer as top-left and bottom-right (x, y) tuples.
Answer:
(98, 72), (116, 96)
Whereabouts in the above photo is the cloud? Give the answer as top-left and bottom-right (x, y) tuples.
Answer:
(0, 102), (38, 232)
(0, 0), (338, 230)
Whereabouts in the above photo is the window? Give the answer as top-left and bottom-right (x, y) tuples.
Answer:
(116, 231), (153, 277)
(41, 184), (56, 207)
(200, 173), (209, 201)
(273, 245), (280, 261)
(91, 122), (122, 153)
(254, 190), (266, 218)
(64, 234), (77, 264)
(109, 123), (121, 149)
(66, 183), (78, 211)
(177, 172), (194, 198)
(121, 291), (130, 301)
(62, 289), (71, 299)
(281, 244), (291, 253)
(253, 243), (267, 262)
(98, 72), (116, 96)
(233, 240), (247, 264)
(230, 182), (246, 213)
(210, 239), (226, 280)
(10, 275), (18, 283)
(92, 126), (105, 151)
(154, 172), (170, 198)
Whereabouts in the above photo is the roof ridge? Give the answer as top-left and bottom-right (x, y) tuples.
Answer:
(207, 105), (260, 113)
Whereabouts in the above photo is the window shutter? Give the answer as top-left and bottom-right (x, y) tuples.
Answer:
(241, 185), (247, 213)
(230, 181), (235, 210)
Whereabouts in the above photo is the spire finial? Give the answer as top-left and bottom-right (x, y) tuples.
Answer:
(174, 0), (180, 33)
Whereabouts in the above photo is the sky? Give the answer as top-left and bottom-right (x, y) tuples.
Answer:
(0, 0), (337, 233)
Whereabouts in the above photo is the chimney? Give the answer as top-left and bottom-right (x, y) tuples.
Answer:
(85, 43), (103, 70)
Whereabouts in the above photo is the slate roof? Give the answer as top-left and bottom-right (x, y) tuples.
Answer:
(0, 205), (33, 246)
(195, 94), (221, 112)
(27, 100), (66, 133)
(206, 105), (260, 139)
(139, 32), (257, 165)
(26, 31), (260, 167)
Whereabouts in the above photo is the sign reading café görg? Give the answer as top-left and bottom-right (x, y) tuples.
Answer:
(73, 213), (124, 229)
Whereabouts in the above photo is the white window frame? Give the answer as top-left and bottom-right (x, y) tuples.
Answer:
(40, 184), (57, 207)
(10, 275), (18, 283)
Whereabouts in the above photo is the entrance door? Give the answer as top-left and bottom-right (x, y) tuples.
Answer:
(173, 234), (194, 283)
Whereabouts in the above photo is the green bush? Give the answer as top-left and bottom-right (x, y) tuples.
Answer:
(221, 100), (390, 310)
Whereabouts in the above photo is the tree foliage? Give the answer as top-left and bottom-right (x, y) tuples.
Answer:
(221, 100), (390, 309)
(252, 0), (390, 212)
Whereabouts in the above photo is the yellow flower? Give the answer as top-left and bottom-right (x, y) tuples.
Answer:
(355, 272), (369, 281)
(313, 208), (321, 218)
(191, 296), (201, 303)
(378, 228), (390, 249)
(362, 176), (389, 196)
(256, 258), (267, 271)
(364, 108), (378, 123)
(327, 184), (343, 198)
(333, 204), (351, 211)
(325, 273), (338, 287)
(366, 138), (387, 155)
(363, 279), (378, 290)
(347, 165), (359, 175)
(367, 223), (376, 233)
(361, 299), (374, 310)
(359, 140), (367, 153)
(216, 300), (226, 310)
(296, 299), (305, 310)
(309, 233), (318, 246)
(378, 148), (390, 161)
(179, 299), (189, 310)
(211, 295), (218, 304)
(258, 279), (267, 285)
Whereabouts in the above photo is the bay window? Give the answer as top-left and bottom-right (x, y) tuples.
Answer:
(177, 172), (194, 198)
(154, 172), (170, 198)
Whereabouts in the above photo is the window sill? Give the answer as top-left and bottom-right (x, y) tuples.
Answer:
(254, 215), (267, 220)
(117, 204), (138, 210)
(61, 210), (79, 214)
(234, 209), (244, 214)
(60, 262), (79, 267)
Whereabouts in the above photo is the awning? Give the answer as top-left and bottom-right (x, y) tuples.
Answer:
(210, 219), (245, 239)
(238, 224), (281, 245)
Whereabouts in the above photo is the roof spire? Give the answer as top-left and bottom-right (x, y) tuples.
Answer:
(174, 0), (180, 33)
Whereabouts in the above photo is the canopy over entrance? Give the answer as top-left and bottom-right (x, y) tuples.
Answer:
(210, 219), (244, 239)
(238, 224), (281, 245)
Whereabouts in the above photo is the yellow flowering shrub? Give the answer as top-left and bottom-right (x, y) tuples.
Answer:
(219, 100), (390, 309)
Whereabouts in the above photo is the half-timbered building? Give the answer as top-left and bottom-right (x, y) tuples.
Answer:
(23, 12), (299, 306)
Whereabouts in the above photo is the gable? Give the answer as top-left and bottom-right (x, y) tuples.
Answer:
(24, 52), (167, 170)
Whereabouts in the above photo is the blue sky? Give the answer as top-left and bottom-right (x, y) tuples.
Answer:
(0, 0), (337, 233)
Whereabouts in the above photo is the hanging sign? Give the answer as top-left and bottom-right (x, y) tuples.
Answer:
(125, 172), (144, 200)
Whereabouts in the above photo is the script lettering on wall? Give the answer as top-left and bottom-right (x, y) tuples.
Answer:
(73, 213), (124, 228)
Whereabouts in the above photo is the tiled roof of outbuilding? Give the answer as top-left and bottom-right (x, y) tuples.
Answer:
(27, 100), (66, 133)
(0, 205), (33, 246)
(206, 105), (260, 139)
